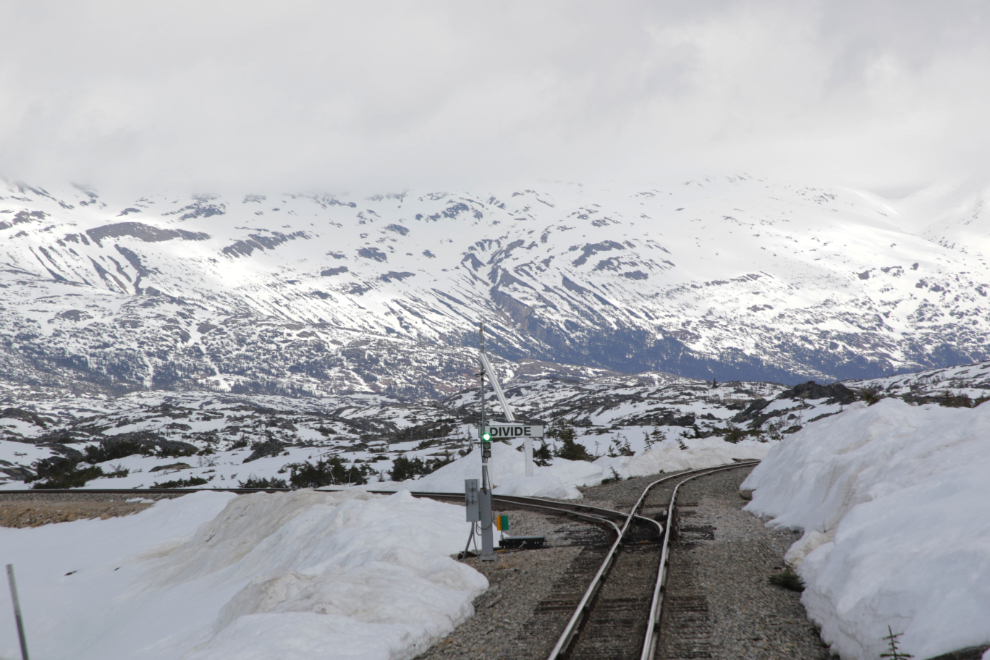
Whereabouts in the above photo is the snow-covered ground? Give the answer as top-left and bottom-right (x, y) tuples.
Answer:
(379, 438), (772, 499)
(0, 489), (485, 660)
(743, 399), (990, 660)
(0, 375), (792, 490)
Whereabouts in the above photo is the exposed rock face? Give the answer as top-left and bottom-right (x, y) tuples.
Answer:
(778, 381), (857, 405)
(86, 221), (210, 245)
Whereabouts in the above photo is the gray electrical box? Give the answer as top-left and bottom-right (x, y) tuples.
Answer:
(465, 479), (480, 522)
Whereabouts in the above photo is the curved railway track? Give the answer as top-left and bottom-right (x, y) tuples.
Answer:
(4, 461), (759, 659)
(538, 461), (759, 660)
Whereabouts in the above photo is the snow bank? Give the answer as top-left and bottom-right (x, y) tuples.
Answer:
(382, 436), (771, 499)
(389, 443), (595, 499)
(742, 399), (990, 660)
(0, 489), (485, 660)
(600, 436), (771, 478)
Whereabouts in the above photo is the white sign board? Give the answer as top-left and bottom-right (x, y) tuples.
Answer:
(486, 424), (544, 439)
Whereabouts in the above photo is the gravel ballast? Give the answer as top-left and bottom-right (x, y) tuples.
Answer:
(417, 466), (832, 659)
(0, 491), (185, 527)
(656, 467), (831, 659)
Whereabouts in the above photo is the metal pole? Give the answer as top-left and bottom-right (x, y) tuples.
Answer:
(478, 323), (496, 561)
(6, 564), (29, 660)
(479, 352), (533, 477)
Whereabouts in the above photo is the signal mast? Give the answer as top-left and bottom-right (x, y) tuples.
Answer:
(467, 322), (538, 561)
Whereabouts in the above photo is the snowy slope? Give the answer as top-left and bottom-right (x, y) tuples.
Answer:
(2, 357), (987, 490)
(2, 177), (989, 400)
(0, 372), (784, 488)
(894, 182), (990, 261)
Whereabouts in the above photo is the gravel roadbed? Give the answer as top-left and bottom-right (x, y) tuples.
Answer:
(417, 467), (833, 660)
(657, 468), (832, 659)
(0, 491), (186, 527)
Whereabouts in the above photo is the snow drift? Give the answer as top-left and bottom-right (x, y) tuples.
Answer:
(383, 436), (772, 499)
(0, 489), (485, 660)
(742, 399), (990, 660)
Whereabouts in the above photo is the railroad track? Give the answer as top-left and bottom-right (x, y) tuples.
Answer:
(5, 462), (758, 660)
(534, 461), (759, 660)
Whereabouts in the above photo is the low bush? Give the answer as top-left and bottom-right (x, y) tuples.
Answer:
(858, 386), (882, 406)
(31, 462), (104, 489)
(388, 455), (452, 481)
(724, 424), (747, 444)
(939, 391), (973, 408)
(768, 565), (805, 592)
(534, 441), (552, 466)
(600, 467), (623, 485)
(289, 457), (370, 487)
(608, 436), (634, 457)
(238, 476), (289, 488)
(151, 477), (209, 488)
(155, 443), (197, 459)
(84, 439), (151, 463)
(555, 427), (593, 461)
(105, 464), (129, 478)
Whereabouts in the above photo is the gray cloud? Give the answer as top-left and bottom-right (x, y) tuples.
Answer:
(2, 0), (989, 194)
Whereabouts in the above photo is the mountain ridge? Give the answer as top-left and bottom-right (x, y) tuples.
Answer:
(2, 176), (988, 399)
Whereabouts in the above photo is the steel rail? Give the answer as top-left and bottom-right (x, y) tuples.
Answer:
(492, 494), (664, 538)
(400, 491), (626, 541)
(0, 486), (633, 533)
(544, 460), (759, 660)
(0, 487), (662, 538)
(639, 460), (758, 660)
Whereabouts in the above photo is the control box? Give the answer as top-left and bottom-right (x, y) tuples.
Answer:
(464, 478), (480, 522)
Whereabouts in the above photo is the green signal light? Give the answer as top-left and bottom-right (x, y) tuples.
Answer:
(481, 431), (491, 442)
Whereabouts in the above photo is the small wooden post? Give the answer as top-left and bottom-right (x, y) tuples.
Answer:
(6, 564), (30, 660)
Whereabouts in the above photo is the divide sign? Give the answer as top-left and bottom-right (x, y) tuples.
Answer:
(485, 424), (545, 439)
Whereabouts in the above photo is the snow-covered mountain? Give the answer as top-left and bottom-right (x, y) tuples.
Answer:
(2, 176), (989, 399)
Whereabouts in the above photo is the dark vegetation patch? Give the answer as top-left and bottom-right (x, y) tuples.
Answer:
(778, 381), (856, 405)
(152, 477), (209, 488)
(390, 420), (456, 444)
(26, 433), (198, 488)
(29, 461), (104, 489)
(549, 425), (593, 461)
(902, 390), (990, 408)
(238, 476), (289, 488)
(388, 455), (453, 481)
(149, 462), (192, 473)
(768, 566), (805, 592)
(288, 457), (372, 487)
(0, 407), (56, 428)
(243, 438), (285, 463)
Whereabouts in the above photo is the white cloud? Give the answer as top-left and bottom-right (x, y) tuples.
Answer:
(2, 0), (989, 193)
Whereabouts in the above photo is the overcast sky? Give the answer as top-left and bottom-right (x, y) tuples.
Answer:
(2, 1), (989, 195)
